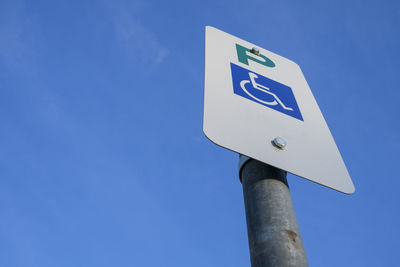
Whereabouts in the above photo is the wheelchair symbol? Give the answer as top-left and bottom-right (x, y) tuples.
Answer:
(240, 72), (294, 111)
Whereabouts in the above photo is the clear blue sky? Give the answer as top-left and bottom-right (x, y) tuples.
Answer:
(0, 0), (399, 266)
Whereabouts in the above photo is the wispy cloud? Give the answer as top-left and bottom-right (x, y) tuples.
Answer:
(106, 2), (169, 66)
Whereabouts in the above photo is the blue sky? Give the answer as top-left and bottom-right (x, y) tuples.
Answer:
(0, 0), (399, 266)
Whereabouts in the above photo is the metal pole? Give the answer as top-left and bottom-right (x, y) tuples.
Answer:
(239, 155), (308, 267)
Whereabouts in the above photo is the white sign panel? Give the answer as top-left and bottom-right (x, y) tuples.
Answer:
(203, 26), (355, 194)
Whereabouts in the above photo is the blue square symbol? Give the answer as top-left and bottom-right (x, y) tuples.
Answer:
(230, 63), (303, 121)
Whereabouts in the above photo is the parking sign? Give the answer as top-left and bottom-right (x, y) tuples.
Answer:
(203, 26), (355, 194)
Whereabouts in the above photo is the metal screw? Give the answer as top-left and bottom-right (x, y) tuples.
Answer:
(273, 137), (287, 150)
(251, 47), (260, 55)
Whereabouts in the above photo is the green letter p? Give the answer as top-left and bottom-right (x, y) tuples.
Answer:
(235, 44), (275, 68)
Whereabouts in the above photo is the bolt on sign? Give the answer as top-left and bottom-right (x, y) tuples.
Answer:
(203, 26), (355, 194)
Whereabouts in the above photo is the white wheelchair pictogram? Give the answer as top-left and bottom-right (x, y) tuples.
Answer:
(240, 72), (294, 111)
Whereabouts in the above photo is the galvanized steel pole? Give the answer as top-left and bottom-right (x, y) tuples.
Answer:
(239, 155), (308, 267)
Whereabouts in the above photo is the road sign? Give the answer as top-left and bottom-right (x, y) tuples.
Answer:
(203, 26), (355, 194)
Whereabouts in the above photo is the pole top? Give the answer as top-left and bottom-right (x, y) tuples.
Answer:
(238, 154), (288, 187)
(238, 154), (251, 183)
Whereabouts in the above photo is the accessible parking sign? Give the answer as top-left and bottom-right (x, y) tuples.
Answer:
(203, 26), (354, 194)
